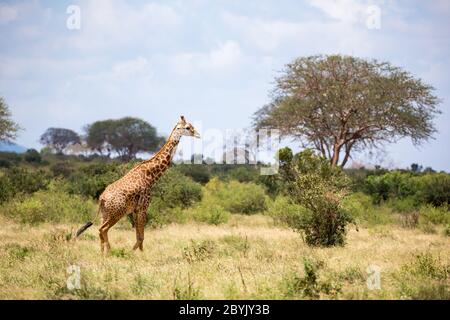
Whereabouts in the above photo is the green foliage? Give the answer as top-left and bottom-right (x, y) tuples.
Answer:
(182, 240), (216, 263)
(151, 168), (203, 209)
(277, 148), (353, 247)
(225, 166), (259, 183)
(342, 193), (394, 226)
(415, 173), (450, 207)
(254, 55), (441, 167)
(50, 162), (75, 178)
(176, 164), (211, 184)
(0, 167), (51, 203)
(39, 127), (81, 154)
(0, 97), (20, 142)
(364, 171), (450, 207)
(66, 162), (129, 199)
(266, 196), (309, 228)
(187, 202), (230, 225)
(419, 204), (449, 226)
(0, 152), (22, 168)
(85, 117), (164, 161)
(23, 149), (42, 163)
(396, 252), (449, 300)
(283, 258), (341, 299)
(5, 243), (33, 261)
(1, 181), (96, 224)
(144, 169), (203, 228)
(204, 178), (267, 214)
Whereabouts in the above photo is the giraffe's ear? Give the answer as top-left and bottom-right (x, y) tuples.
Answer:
(180, 115), (186, 123)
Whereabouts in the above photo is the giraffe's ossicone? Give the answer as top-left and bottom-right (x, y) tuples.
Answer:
(75, 116), (200, 253)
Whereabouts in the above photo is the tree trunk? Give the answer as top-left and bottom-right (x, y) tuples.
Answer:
(330, 144), (341, 167)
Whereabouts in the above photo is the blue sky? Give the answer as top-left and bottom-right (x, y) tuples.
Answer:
(1, 0), (449, 170)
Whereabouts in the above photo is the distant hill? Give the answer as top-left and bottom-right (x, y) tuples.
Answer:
(0, 141), (28, 153)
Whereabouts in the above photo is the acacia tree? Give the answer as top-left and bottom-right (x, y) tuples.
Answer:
(0, 97), (20, 142)
(40, 128), (81, 154)
(254, 55), (441, 167)
(85, 117), (163, 161)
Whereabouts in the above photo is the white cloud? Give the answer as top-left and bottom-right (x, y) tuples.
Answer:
(308, 0), (371, 24)
(0, 4), (18, 24)
(68, 0), (182, 52)
(221, 11), (375, 56)
(78, 56), (153, 83)
(172, 41), (242, 75)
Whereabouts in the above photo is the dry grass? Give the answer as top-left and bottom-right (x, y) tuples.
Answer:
(0, 214), (448, 300)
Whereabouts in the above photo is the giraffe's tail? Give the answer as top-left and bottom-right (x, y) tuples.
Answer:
(75, 201), (102, 238)
(75, 221), (93, 237)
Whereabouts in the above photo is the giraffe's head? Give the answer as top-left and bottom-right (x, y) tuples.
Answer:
(175, 115), (201, 139)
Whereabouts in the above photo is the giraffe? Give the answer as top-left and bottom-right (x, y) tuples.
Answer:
(75, 116), (200, 253)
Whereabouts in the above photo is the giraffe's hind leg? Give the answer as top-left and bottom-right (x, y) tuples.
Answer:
(99, 216), (120, 254)
(133, 211), (147, 251)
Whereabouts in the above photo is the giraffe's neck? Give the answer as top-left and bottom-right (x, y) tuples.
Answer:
(136, 127), (181, 185)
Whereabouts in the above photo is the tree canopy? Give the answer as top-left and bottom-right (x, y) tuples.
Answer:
(254, 55), (441, 167)
(85, 117), (164, 161)
(0, 97), (20, 142)
(40, 128), (81, 154)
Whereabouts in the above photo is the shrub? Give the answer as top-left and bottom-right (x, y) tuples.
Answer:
(187, 201), (230, 225)
(364, 171), (450, 207)
(419, 204), (449, 226)
(204, 178), (267, 214)
(66, 162), (129, 199)
(0, 152), (22, 167)
(1, 182), (96, 224)
(0, 167), (51, 203)
(151, 168), (203, 209)
(266, 196), (308, 228)
(396, 252), (449, 300)
(277, 148), (353, 247)
(23, 149), (42, 163)
(342, 193), (393, 226)
(132, 169), (202, 228)
(176, 164), (211, 184)
(283, 258), (341, 299)
(415, 173), (450, 207)
(50, 162), (74, 178)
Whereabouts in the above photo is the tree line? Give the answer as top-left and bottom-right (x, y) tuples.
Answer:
(39, 117), (165, 161)
(1, 54), (442, 167)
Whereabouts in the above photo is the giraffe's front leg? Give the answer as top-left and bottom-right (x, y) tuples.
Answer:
(132, 211), (146, 251)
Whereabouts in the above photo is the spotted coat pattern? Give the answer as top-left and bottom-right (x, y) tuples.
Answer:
(97, 117), (198, 253)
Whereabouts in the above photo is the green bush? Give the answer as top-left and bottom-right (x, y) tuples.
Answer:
(1, 182), (96, 224)
(0, 152), (22, 167)
(204, 178), (267, 214)
(364, 171), (450, 207)
(23, 149), (42, 163)
(415, 173), (450, 207)
(396, 252), (449, 300)
(0, 167), (51, 203)
(142, 169), (203, 228)
(66, 162), (130, 199)
(277, 148), (353, 247)
(341, 192), (394, 226)
(50, 162), (74, 178)
(187, 201), (230, 225)
(266, 196), (308, 228)
(151, 168), (202, 209)
(176, 164), (211, 184)
(283, 258), (341, 299)
(419, 204), (449, 226)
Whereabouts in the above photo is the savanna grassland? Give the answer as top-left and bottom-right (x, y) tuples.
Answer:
(0, 151), (449, 300)
(0, 214), (449, 300)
